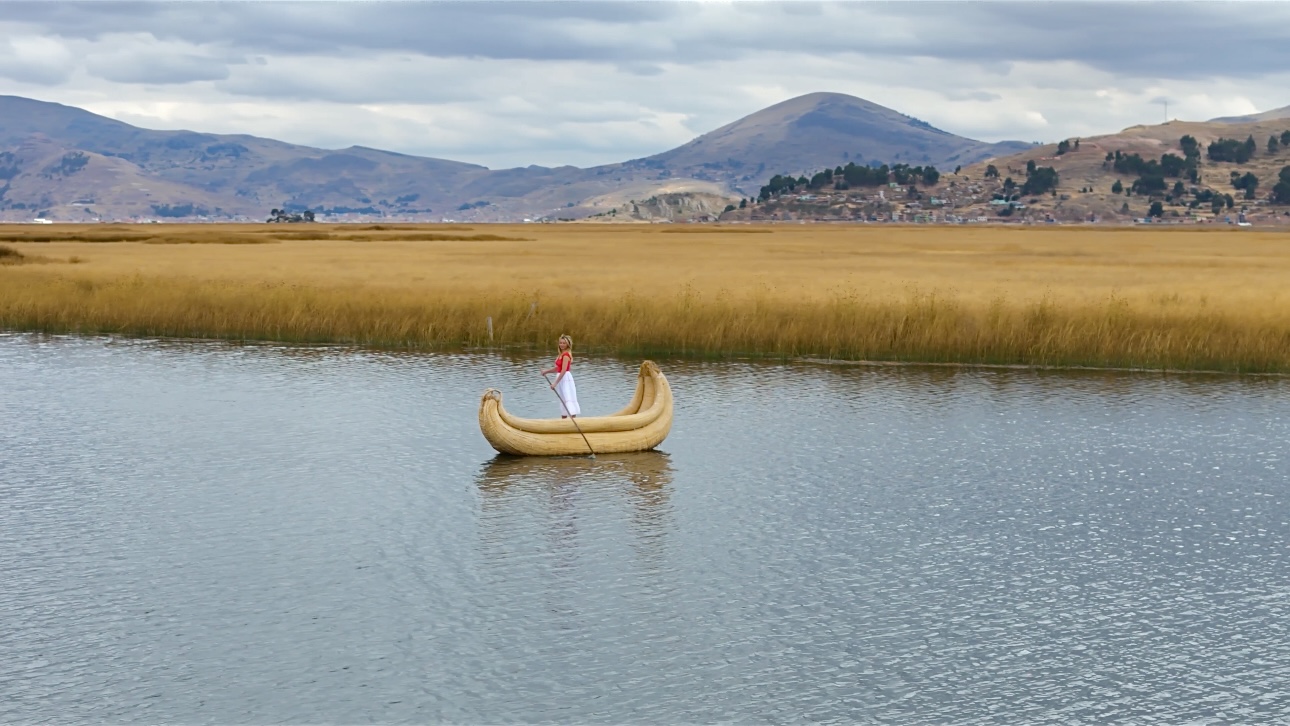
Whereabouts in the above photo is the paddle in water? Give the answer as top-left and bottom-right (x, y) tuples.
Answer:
(543, 372), (595, 458)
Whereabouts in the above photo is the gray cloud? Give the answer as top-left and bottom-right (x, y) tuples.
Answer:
(1, 2), (1288, 169)
(1, 1), (1284, 76)
(943, 90), (1004, 103)
(88, 51), (232, 84)
(0, 35), (76, 85)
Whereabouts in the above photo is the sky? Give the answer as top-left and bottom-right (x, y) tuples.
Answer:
(2, 1), (1289, 170)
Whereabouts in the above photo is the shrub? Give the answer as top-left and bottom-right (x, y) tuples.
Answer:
(1179, 135), (1200, 159)
(1272, 178), (1290, 204)
(1132, 175), (1167, 195)
(1208, 138), (1254, 163)
(1232, 172), (1260, 193)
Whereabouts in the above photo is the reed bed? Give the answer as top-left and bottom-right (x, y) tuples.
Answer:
(2, 274), (1287, 372)
(2, 223), (1288, 372)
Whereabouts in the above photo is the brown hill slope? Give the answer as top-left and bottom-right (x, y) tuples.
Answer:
(717, 118), (1290, 225)
(950, 119), (1290, 223)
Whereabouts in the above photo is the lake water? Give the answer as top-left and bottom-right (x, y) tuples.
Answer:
(2, 333), (1288, 724)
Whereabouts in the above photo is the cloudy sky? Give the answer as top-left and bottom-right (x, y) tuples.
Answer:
(2, 1), (1289, 169)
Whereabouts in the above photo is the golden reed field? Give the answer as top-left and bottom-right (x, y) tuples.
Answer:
(2, 222), (1289, 372)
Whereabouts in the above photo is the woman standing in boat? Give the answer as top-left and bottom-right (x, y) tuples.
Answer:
(541, 334), (580, 418)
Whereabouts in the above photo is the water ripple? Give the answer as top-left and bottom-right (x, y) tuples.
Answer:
(1, 333), (1288, 723)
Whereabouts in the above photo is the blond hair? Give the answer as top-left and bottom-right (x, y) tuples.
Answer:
(559, 334), (573, 350)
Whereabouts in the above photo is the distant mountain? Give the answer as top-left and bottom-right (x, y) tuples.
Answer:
(1210, 104), (1290, 124)
(629, 92), (1030, 192)
(0, 93), (1030, 222)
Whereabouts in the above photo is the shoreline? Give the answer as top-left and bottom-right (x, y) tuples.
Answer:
(4, 329), (1287, 379)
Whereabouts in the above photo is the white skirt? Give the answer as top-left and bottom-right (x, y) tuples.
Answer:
(554, 372), (580, 417)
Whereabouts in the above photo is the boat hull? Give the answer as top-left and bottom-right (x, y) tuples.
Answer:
(479, 361), (673, 456)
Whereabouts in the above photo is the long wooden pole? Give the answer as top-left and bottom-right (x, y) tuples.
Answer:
(543, 373), (595, 458)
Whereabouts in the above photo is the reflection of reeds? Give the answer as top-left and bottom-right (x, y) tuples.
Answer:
(2, 223), (1289, 372)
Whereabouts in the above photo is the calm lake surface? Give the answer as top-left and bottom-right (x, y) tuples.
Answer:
(3, 333), (1288, 724)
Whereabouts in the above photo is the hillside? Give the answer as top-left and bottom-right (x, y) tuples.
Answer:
(719, 117), (1290, 225)
(0, 93), (1026, 223)
(1210, 105), (1290, 124)
(619, 92), (1029, 197)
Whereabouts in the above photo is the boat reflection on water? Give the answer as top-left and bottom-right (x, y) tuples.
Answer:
(474, 451), (676, 576)
(476, 451), (674, 494)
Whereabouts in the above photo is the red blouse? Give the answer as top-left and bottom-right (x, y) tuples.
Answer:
(554, 351), (572, 373)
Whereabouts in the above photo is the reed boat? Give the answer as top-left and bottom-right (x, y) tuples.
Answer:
(479, 360), (673, 456)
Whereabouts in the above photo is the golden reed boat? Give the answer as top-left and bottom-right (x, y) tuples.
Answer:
(478, 361), (673, 456)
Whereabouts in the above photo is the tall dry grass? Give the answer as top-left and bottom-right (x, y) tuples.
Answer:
(2, 274), (1287, 372)
(2, 223), (1288, 372)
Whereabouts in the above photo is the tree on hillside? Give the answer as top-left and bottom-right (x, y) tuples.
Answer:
(1002, 176), (1016, 194)
(759, 174), (798, 200)
(1159, 153), (1188, 177)
(1132, 174), (1167, 195)
(1056, 140), (1071, 156)
(1179, 135), (1200, 159)
(808, 169), (834, 189)
(1148, 201), (1164, 218)
(1111, 180), (1124, 194)
(1173, 180), (1185, 196)
(1233, 171), (1259, 199)
(1245, 135), (1258, 159)
(1270, 135), (1281, 154)
(1282, 130), (1290, 147)
(841, 162), (891, 188)
(1272, 166), (1290, 204)
(921, 166), (940, 186)
(1208, 138), (1254, 163)
(985, 164), (999, 179)
(1026, 159), (1037, 175)
(1021, 167), (1059, 196)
